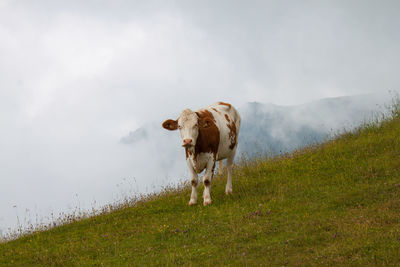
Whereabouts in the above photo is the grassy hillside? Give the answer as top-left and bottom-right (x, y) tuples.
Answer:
(1, 107), (400, 266)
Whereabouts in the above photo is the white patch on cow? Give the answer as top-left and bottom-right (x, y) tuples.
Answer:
(188, 152), (213, 174)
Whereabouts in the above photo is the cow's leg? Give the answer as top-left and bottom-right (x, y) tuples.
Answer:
(217, 159), (224, 175)
(225, 153), (235, 195)
(187, 160), (198, 205)
(203, 157), (215, 206)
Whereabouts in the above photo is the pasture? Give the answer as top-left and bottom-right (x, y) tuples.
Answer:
(1, 106), (400, 266)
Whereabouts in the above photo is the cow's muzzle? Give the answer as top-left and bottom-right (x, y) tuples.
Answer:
(182, 139), (193, 147)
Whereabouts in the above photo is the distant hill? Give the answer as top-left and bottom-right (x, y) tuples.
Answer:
(238, 94), (390, 156)
(121, 93), (391, 158)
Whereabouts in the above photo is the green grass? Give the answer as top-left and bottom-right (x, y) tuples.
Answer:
(2, 107), (400, 266)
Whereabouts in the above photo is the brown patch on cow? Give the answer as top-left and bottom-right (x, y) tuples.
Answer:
(225, 113), (237, 149)
(191, 180), (198, 186)
(194, 110), (220, 160)
(224, 114), (230, 122)
(227, 120), (237, 150)
(162, 119), (178, 131)
(218, 102), (231, 109)
(204, 179), (210, 186)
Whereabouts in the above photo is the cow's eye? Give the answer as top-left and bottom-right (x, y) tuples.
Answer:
(178, 125), (182, 129)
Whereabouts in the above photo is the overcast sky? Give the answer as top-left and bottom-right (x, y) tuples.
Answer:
(1, 0), (399, 235)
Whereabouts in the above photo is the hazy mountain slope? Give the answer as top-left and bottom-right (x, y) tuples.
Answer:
(238, 94), (390, 156)
(1, 100), (400, 266)
(114, 93), (392, 202)
(122, 94), (390, 158)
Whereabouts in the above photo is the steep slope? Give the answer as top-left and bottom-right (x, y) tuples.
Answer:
(1, 108), (400, 266)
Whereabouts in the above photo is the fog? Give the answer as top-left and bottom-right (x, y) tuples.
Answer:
(1, 1), (400, 235)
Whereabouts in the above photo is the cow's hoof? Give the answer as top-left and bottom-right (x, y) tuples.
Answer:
(188, 199), (197, 206)
(225, 189), (233, 195)
(203, 199), (212, 206)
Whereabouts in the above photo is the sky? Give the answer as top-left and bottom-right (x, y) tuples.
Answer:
(0, 0), (399, 235)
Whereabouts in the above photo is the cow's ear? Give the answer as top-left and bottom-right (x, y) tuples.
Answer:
(200, 118), (213, 128)
(162, 119), (178, 131)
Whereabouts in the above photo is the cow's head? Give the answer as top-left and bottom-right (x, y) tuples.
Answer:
(162, 109), (213, 148)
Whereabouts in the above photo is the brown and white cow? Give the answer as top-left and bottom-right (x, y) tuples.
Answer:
(162, 102), (241, 206)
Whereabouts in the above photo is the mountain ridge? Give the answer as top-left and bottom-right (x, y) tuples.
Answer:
(122, 93), (391, 157)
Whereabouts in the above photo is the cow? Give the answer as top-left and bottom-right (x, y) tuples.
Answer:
(162, 102), (241, 206)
